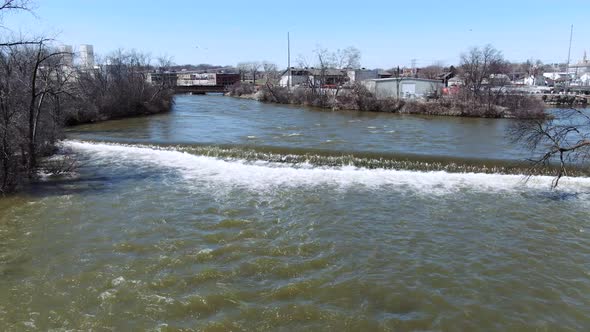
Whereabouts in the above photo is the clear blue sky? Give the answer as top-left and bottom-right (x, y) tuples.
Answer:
(2, 0), (589, 69)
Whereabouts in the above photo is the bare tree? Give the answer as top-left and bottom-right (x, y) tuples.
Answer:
(334, 46), (361, 69)
(418, 62), (444, 79)
(248, 61), (261, 85)
(460, 44), (507, 98)
(236, 62), (249, 82)
(156, 55), (174, 71)
(262, 61), (278, 83)
(511, 108), (590, 188)
(0, 0), (31, 24)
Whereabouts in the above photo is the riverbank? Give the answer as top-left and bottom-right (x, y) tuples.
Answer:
(0, 43), (177, 194)
(228, 84), (547, 119)
(542, 94), (589, 107)
(0, 87), (174, 195)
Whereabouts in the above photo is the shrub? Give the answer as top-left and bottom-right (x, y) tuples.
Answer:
(228, 82), (255, 96)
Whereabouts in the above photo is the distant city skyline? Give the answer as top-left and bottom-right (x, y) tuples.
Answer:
(2, 0), (589, 69)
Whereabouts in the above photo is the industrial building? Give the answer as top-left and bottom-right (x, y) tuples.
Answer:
(147, 71), (240, 87)
(176, 72), (240, 87)
(362, 78), (444, 99)
(280, 68), (393, 87)
(279, 68), (347, 87)
(346, 69), (392, 83)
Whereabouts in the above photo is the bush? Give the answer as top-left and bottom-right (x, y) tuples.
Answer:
(228, 82), (255, 96)
(260, 84), (290, 104)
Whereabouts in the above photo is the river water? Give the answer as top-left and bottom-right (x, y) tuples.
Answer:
(1, 95), (589, 331)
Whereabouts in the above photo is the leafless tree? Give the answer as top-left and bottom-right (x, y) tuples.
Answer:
(262, 61), (278, 83)
(334, 46), (361, 69)
(0, 39), (74, 190)
(511, 108), (590, 188)
(248, 61), (261, 85)
(458, 44), (514, 115)
(236, 62), (249, 82)
(418, 62), (444, 79)
(460, 44), (507, 98)
(156, 55), (174, 71)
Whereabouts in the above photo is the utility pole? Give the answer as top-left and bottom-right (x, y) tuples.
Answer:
(287, 32), (291, 89)
(566, 24), (573, 89)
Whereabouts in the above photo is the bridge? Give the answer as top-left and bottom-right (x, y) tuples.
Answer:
(173, 85), (229, 94)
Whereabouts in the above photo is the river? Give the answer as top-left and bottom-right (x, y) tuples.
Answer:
(1, 95), (589, 331)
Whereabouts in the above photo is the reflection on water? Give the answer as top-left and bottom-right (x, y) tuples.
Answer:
(1, 96), (590, 330)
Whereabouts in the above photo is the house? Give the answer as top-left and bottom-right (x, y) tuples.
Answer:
(378, 70), (393, 78)
(362, 78), (444, 99)
(437, 72), (455, 87)
(543, 72), (572, 81)
(447, 76), (464, 87)
(279, 68), (347, 87)
(524, 75), (546, 86)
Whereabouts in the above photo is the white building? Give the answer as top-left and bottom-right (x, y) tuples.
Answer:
(523, 75), (545, 86)
(568, 51), (590, 76)
(543, 72), (571, 81)
(362, 78), (443, 99)
(79, 44), (95, 68)
(58, 45), (73, 67)
(447, 76), (464, 86)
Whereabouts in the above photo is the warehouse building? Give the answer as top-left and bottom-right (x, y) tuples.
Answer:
(362, 77), (444, 99)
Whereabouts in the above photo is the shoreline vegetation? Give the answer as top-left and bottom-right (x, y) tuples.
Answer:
(227, 45), (558, 119)
(0, 44), (174, 194)
(227, 82), (547, 119)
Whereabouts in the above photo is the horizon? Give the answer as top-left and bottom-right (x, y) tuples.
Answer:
(2, 0), (590, 69)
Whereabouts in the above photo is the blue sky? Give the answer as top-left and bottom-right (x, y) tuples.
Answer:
(2, 0), (589, 69)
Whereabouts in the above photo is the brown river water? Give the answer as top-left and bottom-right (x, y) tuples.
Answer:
(1, 95), (589, 331)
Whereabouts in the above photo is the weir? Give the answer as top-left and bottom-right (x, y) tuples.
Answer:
(62, 140), (590, 192)
(64, 140), (590, 178)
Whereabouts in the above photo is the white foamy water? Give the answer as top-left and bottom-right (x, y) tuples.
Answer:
(63, 141), (590, 194)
